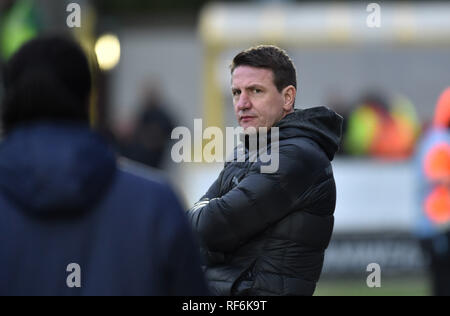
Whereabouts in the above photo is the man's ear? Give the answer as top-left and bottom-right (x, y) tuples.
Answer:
(282, 85), (296, 112)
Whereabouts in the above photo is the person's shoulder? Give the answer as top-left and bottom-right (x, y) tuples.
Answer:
(117, 157), (168, 185)
(113, 157), (181, 206)
(279, 136), (329, 166)
(427, 128), (450, 143)
(108, 158), (187, 227)
(418, 128), (450, 156)
(280, 135), (324, 153)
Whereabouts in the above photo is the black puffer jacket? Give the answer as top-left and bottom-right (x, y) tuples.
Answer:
(187, 107), (343, 296)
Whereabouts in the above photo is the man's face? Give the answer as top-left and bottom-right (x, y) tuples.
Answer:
(231, 66), (293, 131)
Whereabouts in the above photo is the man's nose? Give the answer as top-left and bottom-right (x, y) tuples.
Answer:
(236, 92), (251, 110)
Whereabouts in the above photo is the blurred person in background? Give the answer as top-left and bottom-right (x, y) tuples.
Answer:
(0, 0), (40, 62)
(415, 88), (450, 296)
(187, 45), (343, 296)
(117, 82), (175, 169)
(345, 92), (420, 160)
(0, 36), (208, 296)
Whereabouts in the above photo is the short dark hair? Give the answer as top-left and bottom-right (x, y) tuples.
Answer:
(1, 36), (91, 134)
(230, 45), (297, 92)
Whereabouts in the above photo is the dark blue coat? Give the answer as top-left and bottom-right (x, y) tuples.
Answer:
(0, 122), (208, 296)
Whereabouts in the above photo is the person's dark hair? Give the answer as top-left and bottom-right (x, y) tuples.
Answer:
(230, 45), (297, 92)
(1, 36), (91, 134)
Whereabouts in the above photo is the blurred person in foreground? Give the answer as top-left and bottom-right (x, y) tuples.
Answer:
(187, 45), (343, 296)
(0, 36), (208, 296)
(415, 88), (450, 296)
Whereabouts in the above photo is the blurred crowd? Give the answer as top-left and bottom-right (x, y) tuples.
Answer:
(330, 92), (421, 161)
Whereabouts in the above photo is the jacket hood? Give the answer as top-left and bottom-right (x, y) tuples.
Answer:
(275, 107), (343, 161)
(0, 122), (116, 217)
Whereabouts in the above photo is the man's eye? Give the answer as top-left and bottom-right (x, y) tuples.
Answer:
(232, 91), (240, 96)
(253, 89), (262, 94)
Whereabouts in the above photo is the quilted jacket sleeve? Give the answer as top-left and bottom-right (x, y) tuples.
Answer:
(187, 142), (329, 253)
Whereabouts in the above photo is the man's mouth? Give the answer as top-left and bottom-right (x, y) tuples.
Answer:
(241, 116), (255, 123)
